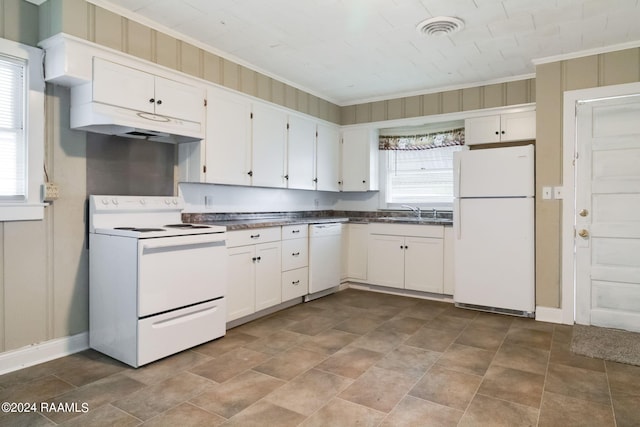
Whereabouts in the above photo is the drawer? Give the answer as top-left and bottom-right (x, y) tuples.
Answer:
(282, 238), (308, 270)
(282, 268), (308, 301)
(137, 298), (226, 367)
(282, 224), (309, 240)
(226, 227), (281, 247)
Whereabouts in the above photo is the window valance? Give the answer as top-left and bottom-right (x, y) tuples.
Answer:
(379, 127), (465, 150)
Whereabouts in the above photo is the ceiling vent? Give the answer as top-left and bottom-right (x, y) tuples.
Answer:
(416, 16), (465, 37)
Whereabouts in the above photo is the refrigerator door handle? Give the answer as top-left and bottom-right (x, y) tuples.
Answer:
(454, 199), (461, 239)
(453, 155), (461, 198)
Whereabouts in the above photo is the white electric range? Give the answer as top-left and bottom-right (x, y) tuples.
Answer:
(88, 195), (228, 367)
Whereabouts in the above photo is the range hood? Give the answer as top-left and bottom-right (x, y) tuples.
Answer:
(70, 101), (203, 144)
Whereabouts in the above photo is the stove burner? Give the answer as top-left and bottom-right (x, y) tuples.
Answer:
(114, 227), (166, 232)
(164, 223), (211, 229)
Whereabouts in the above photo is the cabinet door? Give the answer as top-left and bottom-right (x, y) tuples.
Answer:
(464, 115), (501, 145)
(500, 111), (536, 142)
(255, 242), (282, 312)
(316, 123), (340, 192)
(287, 114), (316, 190)
(367, 234), (404, 288)
(282, 267), (309, 301)
(227, 245), (256, 321)
(341, 128), (378, 191)
(206, 87), (252, 185)
(404, 237), (444, 293)
(252, 103), (287, 188)
(347, 223), (368, 280)
(93, 58), (155, 114)
(154, 76), (204, 123)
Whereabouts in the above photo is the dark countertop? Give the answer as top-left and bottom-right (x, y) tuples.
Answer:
(184, 212), (452, 231)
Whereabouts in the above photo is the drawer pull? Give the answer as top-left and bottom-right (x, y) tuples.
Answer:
(250, 234), (260, 239)
(292, 280), (300, 285)
(292, 252), (300, 256)
(292, 229), (300, 234)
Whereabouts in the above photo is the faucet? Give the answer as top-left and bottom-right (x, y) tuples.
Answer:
(401, 205), (421, 219)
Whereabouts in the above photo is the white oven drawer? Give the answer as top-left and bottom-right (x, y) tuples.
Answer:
(138, 298), (226, 366)
(281, 238), (308, 271)
(282, 224), (308, 240)
(282, 268), (308, 301)
(226, 227), (281, 247)
(138, 236), (227, 317)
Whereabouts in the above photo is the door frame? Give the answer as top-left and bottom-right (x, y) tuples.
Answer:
(561, 81), (640, 325)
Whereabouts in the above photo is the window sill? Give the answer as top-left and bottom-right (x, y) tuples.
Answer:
(0, 203), (47, 221)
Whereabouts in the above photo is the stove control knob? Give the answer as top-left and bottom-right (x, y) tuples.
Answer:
(112, 198), (119, 205)
(172, 199), (178, 205)
(101, 198), (109, 205)
(164, 199), (171, 205)
(140, 199), (146, 205)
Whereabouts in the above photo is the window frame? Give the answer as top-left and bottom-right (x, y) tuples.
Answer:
(0, 37), (45, 221)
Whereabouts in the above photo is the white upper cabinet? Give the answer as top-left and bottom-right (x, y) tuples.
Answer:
(340, 127), (379, 192)
(251, 102), (288, 188)
(205, 87), (252, 185)
(92, 58), (204, 123)
(464, 110), (536, 145)
(316, 123), (341, 192)
(287, 114), (317, 190)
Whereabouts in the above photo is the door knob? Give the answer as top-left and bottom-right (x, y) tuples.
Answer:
(579, 209), (589, 217)
(578, 229), (589, 238)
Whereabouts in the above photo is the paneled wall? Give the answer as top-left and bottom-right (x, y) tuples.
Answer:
(535, 47), (640, 308)
(0, 0), (88, 354)
(38, 0), (341, 124)
(341, 79), (536, 125)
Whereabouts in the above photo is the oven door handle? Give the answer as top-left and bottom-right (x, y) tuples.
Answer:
(141, 234), (226, 250)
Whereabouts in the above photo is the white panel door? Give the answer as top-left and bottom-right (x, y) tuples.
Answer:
(575, 94), (640, 332)
(287, 114), (316, 190)
(405, 237), (443, 293)
(93, 58), (155, 114)
(254, 242), (282, 312)
(367, 234), (404, 289)
(205, 87), (252, 185)
(316, 123), (341, 192)
(252, 103), (287, 188)
(154, 76), (204, 122)
(226, 246), (256, 321)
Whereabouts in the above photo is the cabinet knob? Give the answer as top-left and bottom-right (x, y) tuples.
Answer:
(247, 171), (253, 177)
(256, 256), (262, 262)
(313, 178), (318, 183)
(338, 181), (342, 185)
(284, 175), (289, 180)
(292, 280), (300, 285)
(252, 257), (257, 262)
(501, 130), (505, 134)
(495, 131), (499, 135)
(362, 180), (366, 184)
(149, 98), (155, 103)
(157, 99), (163, 105)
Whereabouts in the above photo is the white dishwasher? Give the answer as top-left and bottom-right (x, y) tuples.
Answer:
(308, 223), (343, 296)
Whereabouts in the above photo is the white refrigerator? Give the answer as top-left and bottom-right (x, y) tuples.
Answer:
(453, 144), (535, 316)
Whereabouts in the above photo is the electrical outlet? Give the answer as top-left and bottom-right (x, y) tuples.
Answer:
(43, 182), (60, 202)
(542, 186), (552, 200)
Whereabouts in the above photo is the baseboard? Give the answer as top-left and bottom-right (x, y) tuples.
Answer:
(535, 306), (566, 324)
(0, 332), (89, 375)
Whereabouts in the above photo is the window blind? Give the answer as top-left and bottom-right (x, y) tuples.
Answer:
(0, 55), (26, 201)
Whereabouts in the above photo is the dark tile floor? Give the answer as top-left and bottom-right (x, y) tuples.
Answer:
(1, 288), (639, 426)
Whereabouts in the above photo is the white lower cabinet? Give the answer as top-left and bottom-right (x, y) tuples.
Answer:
(367, 224), (444, 293)
(443, 226), (454, 295)
(346, 223), (368, 281)
(226, 227), (282, 322)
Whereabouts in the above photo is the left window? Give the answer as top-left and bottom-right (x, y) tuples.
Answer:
(0, 38), (45, 221)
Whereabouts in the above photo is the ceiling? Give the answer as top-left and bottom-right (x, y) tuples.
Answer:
(95, 0), (640, 106)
